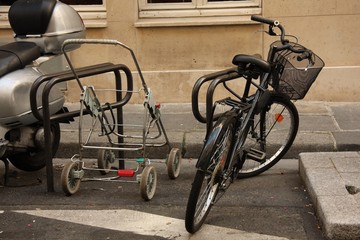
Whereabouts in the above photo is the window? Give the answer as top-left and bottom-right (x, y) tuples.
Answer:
(61, 0), (102, 4)
(0, 0), (103, 5)
(0, 0), (107, 29)
(136, 0), (261, 27)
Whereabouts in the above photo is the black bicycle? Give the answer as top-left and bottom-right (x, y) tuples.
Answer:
(185, 15), (324, 233)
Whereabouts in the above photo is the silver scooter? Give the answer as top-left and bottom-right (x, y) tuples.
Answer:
(0, 0), (85, 174)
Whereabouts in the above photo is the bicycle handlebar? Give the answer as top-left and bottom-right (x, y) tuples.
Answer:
(251, 15), (312, 60)
(251, 15), (279, 26)
(296, 50), (313, 61)
(251, 15), (285, 43)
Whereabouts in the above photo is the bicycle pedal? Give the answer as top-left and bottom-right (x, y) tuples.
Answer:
(246, 148), (266, 163)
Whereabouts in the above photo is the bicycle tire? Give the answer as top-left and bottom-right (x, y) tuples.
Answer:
(238, 92), (299, 178)
(185, 113), (235, 233)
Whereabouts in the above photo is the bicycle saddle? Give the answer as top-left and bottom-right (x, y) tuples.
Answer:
(232, 54), (271, 73)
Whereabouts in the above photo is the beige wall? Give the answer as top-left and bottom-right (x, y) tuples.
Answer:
(2, 0), (359, 103)
(66, 0), (265, 104)
(90, 0), (358, 103)
(263, 0), (360, 101)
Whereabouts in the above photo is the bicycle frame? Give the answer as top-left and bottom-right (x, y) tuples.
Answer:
(186, 15), (323, 234)
(192, 27), (304, 172)
(193, 66), (272, 171)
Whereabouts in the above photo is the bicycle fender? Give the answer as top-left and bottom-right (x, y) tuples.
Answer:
(196, 111), (237, 171)
(255, 90), (271, 114)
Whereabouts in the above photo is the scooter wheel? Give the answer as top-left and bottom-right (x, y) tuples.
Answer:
(167, 148), (182, 179)
(140, 165), (157, 201)
(61, 161), (82, 196)
(8, 123), (60, 171)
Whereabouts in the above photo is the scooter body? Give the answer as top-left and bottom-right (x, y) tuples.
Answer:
(0, 0), (85, 171)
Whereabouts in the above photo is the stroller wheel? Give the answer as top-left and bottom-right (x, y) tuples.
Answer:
(140, 165), (157, 201)
(61, 161), (82, 196)
(167, 148), (182, 179)
(97, 149), (114, 175)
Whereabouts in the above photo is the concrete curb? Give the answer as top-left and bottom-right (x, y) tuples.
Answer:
(55, 130), (356, 159)
(299, 152), (360, 240)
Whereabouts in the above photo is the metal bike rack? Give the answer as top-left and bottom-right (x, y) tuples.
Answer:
(30, 63), (133, 192)
(191, 67), (241, 137)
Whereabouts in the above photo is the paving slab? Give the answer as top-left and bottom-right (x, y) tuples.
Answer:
(298, 115), (337, 132)
(330, 103), (360, 131)
(299, 152), (360, 240)
(294, 101), (329, 115)
(332, 131), (360, 151)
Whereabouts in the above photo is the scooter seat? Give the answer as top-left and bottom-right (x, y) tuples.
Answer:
(0, 42), (41, 77)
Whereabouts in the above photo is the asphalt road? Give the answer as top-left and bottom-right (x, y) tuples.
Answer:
(0, 158), (324, 240)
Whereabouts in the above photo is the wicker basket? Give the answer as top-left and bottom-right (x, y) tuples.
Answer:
(269, 41), (325, 100)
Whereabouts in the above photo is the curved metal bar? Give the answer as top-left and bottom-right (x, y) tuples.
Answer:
(62, 39), (149, 95)
(40, 64), (133, 192)
(205, 72), (241, 137)
(191, 67), (239, 123)
(30, 63), (114, 121)
(49, 65), (133, 122)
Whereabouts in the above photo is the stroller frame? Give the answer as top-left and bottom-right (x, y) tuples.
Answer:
(59, 39), (182, 201)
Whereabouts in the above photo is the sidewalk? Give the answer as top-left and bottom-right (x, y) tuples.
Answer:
(56, 101), (360, 239)
(57, 101), (360, 159)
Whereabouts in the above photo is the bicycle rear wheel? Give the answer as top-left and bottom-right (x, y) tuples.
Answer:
(185, 113), (235, 233)
(238, 93), (299, 178)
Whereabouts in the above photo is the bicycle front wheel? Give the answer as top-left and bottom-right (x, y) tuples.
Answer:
(238, 93), (299, 178)
(185, 113), (235, 233)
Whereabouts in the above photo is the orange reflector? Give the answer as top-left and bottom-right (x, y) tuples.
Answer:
(118, 169), (135, 177)
(275, 113), (284, 122)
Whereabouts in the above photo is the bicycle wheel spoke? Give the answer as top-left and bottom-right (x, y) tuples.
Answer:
(194, 181), (218, 224)
(186, 113), (235, 233)
(238, 94), (299, 178)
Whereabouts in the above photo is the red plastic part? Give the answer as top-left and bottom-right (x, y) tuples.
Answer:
(118, 169), (135, 177)
(275, 113), (284, 122)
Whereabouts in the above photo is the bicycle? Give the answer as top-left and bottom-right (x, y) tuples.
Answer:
(185, 15), (324, 233)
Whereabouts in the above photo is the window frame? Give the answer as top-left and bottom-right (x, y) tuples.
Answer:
(136, 0), (262, 27)
(0, 0), (107, 29)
